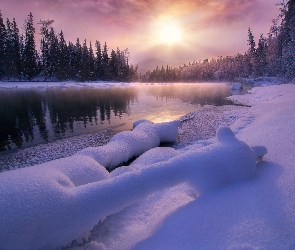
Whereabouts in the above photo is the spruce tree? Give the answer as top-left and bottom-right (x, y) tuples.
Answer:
(281, 0), (295, 79)
(247, 28), (256, 76)
(81, 39), (90, 82)
(256, 34), (268, 76)
(5, 18), (13, 80)
(88, 41), (95, 81)
(101, 42), (109, 80)
(38, 19), (54, 80)
(11, 18), (21, 80)
(48, 27), (58, 80)
(74, 38), (83, 80)
(0, 11), (6, 80)
(58, 30), (68, 80)
(67, 41), (76, 80)
(94, 40), (102, 80)
(109, 49), (117, 80)
(4, 18), (21, 81)
(23, 12), (37, 80)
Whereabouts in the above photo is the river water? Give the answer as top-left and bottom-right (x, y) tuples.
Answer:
(0, 83), (235, 152)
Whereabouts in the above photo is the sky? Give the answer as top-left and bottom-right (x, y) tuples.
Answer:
(0, 0), (280, 66)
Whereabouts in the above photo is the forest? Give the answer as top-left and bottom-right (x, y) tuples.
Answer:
(0, 12), (138, 82)
(141, 1), (295, 83)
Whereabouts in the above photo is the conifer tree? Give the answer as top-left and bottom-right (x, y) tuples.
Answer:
(247, 28), (256, 76)
(256, 34), (268, 76)
(4, 18), (21, 80)
(5, 18), (13, 79)
(58, 30), (68, 80)
(23, 12), (37, 80)
(74, 38), (83, 80)
(94, 40), (102, 80)
(88, 41), (95, 81)
(48, 27), (59, 80)
(81, 39), (90, 82)
(0, 11), (6, 80)
(11, 18), (21, 80)
(109, 49), (118, 80)
(38, 19), (54, 80)
(101, 42), (109, 80)
(67, 41), (76, 79)
(281, 0), (295, 79)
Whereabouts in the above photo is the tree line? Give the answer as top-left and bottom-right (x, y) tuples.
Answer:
(0, 12), (138, 82)
(141, 0), (295, 83)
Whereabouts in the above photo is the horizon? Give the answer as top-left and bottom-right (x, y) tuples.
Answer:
(1, 0), (279, 67)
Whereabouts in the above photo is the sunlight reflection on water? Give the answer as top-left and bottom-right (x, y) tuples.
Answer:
(0, 83), (235, 151)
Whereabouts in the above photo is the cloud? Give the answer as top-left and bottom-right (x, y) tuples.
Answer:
(0, 0), (278, 64)
(2, 0), (276, 29)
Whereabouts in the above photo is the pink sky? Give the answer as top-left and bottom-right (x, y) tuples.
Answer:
(0, 0), (279, 65)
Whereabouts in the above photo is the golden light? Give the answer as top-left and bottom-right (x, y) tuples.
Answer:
(154, 19), (183, 46)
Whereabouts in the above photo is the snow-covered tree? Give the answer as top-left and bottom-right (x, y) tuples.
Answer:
(281, 0), (295, 79)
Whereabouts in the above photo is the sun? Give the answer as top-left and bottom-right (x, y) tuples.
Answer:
(157, 21), (182, 45)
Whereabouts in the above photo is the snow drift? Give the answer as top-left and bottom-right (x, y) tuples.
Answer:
(0, 120), (266, 249)
(77, 119), (181, 170)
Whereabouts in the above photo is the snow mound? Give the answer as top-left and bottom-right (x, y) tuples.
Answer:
(0, 126), (266, 249)
(77, 119), (180, 170)
(130, 147), (180, 169)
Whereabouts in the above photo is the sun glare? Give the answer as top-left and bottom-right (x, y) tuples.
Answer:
(157, 22), (182, 45)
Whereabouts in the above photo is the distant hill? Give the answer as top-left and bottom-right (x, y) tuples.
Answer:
(136, 58), (168, 75)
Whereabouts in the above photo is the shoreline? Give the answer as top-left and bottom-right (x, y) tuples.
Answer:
(0, 104), (248, 172)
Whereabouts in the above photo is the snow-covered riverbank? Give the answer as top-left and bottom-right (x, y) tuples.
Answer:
(133, 83), (295, 250)
(1, 82), (295, 249)
(0, 105), (245, 171)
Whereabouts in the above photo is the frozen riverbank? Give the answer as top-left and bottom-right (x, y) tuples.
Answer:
(133, 83), (295, 250)
(0, 105), (246, 172)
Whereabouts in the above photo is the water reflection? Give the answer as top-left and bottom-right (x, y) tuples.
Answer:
(46, 87), (137, 136)
(0, 84), (234, 151)
(146, 84), (233, 106)
(0, 87), (137, 151)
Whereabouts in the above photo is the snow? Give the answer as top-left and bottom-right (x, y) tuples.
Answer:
(1, 82), (295, 249)
(77, 120), (180, 170)
(0, 129), (112, 172)
(230, 82), (243, 90)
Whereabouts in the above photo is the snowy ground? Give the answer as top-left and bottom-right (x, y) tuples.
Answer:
(0, 129), (112, 172)
(1, 82), (295, 249)
(132, 83), (295, 250)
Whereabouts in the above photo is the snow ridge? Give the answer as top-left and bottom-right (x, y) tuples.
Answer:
(0, 121), (266, 249)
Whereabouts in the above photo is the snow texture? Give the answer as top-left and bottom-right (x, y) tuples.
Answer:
(134, 84), (295, 250)
(0, 129), (112, 172)
(0, 119), (265, 249)
(1, 82), (295, 250)
(230, 82), (243, 90)
(77, 120), (180, 170)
